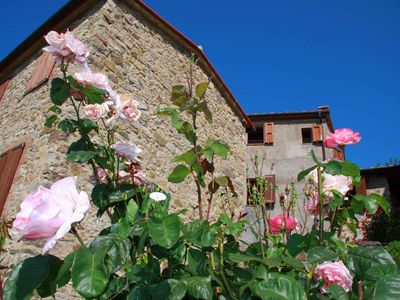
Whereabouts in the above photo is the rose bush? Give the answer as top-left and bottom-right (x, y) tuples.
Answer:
(2, 31), (399, 300)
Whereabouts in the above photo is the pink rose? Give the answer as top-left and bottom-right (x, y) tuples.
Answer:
(83, 103), (109, 120)
(115, 95), (141, 122)
(118, 170), (131, 182)
(111, 142), (142, 163)
(314, 261), (353, 293)
(133, 170), (147, 186)
(324, 128), (361, 148)
(309, 168), (353, 197)
(12, 177), (90, 255)
(43, 30), (89, 64)
(269, 214), (301, 234)
(74, 68), (113, 95)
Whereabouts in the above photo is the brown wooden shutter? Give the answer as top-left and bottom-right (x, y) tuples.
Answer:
(356, 176), (367, 196)
(264, 122), (274, 144)
(312, 124), (323, 142)
(0, 144), (25, 215)
(264, 175), (276, 203)
(0, 79), (9, 103)
(334, 149), (344, 161)
(26, 52), (55, 93)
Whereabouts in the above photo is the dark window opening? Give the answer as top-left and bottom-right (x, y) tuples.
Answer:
(248, 127), (264, 144)
(301, 128), (312, 143)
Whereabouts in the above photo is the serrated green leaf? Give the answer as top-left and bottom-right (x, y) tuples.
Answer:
(44, 114), (58, 128)
(149, 214), (181, 248)
(50, 78), (69, 105)
(307, 247), (337, 264)
(168, 164), (191, 183)
(195, 82), (209, 99)
(185, 277), (213, 300)
(67, 150), (97, 163)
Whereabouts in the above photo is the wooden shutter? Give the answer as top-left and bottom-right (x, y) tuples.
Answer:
(26, 52), (55, 93)
(0, 79), (9, 103)
(334, 149), (344, 161)
(0, 144), (25, 215)
(312, 124), (323, 142)
(264, 175), (276, 203)
(264, 122), (274, 144)
(356, 176), (367, 196)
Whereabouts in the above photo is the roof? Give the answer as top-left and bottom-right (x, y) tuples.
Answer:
(0, 0), (253, 128)
(361, 165), (400, 176)
(248, 106), (335, 132)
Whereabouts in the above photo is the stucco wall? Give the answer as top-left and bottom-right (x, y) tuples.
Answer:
(243, 118), (334, 242)
(0, 0), (247, 285)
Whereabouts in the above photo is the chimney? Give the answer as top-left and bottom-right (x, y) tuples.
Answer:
(318, 105), (329, 111)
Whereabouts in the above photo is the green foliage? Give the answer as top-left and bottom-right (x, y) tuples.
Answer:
(50, 78), (69, 105)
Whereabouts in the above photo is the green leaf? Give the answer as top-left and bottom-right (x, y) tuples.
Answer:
(171, 85), (189, 106)
(44, 114), (58, 128)
(341, 160), (360, 177)
(58, 118), (77, 133)
(310, 150), (321, 165)
(198, 101), (212, 123)
(348, 246), (396, 279)
(71, 248), (110, 299)
(168, 164), (191, 183)
(119, 217), (131, 239)
(369, 193), (391, 215)
(91, 184), (112, 212)
(85, 85), (107, 104)
(156, 107), (178, 116)
(327, 284), (349, 300)
(149, 214), (181, 248)
(127, 200), (139, 222)
(204, 139), (229, 159)
(185, 277), (213, 300)
(67, 150), (97, 163)
(307, 247), (338, 264)
(188, 248), (208, 276)
(282, 255), (304, 269)
(215, 176), (228, 187)
(50, 78), (69, 105)
(56, 252), (76, 289)
(49, 105), (62, 114)
(37, 257), (63, 298)
(196, 82), (209, 99)
(3, 255), (61, 300)
(172, 150), (196, 166)
(250, 275), (307, 300)
(373, 275), (400, 300)
(325, 160), (343, 175)
(297, 165), (317, 182)
(151, 279), (187, 300)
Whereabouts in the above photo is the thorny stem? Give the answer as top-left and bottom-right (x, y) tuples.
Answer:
(306, 262), (317, 298)
(71, 226), (87, 249)
(330, 206), (339, 232)
(218, 235), (239, 300)
(317, 167), (324, 245)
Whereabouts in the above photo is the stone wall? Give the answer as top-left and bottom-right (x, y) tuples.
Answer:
(0, 0), (247, 290)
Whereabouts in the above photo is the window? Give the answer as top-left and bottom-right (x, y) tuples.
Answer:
(301, 128), (312, 143)
(0, 143), (25, 215)
(264, 122), (274, 144)
(25, 52), (55, 93)
(312, 124), (323, 142)
(248, 127), (264, 144)
(246, 175), (276, 206)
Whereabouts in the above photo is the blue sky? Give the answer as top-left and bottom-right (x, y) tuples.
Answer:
(1, 0), (399, 168)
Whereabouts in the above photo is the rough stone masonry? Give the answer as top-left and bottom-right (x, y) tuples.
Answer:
(0, 1), (247, 296)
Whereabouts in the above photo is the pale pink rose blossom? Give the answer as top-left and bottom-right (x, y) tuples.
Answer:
(43, 30), (89, 64)
(324, 128), (361, 148)
(116, 95), (141, 123)
(74, 69), (113, 94)
(305, 192), (320, 213)
(83, 103), (109, 120)
(133, 170), (147, 186)
(12, 177), (90, 255)
(90, 167), (107, 184)
(150, 192), (167, 202)
(269, 214), (301, 234)
(309, 168), (353, 197)
(118, 170), (131, 182)
(314, 261), (353, 293)
(111, 142), (142, 163)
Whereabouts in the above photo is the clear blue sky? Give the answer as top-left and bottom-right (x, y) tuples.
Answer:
(1, 0), (399, 168)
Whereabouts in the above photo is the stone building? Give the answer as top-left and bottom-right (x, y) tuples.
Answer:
(243, 106), (341, 240)
(0, 0), (251, 272)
